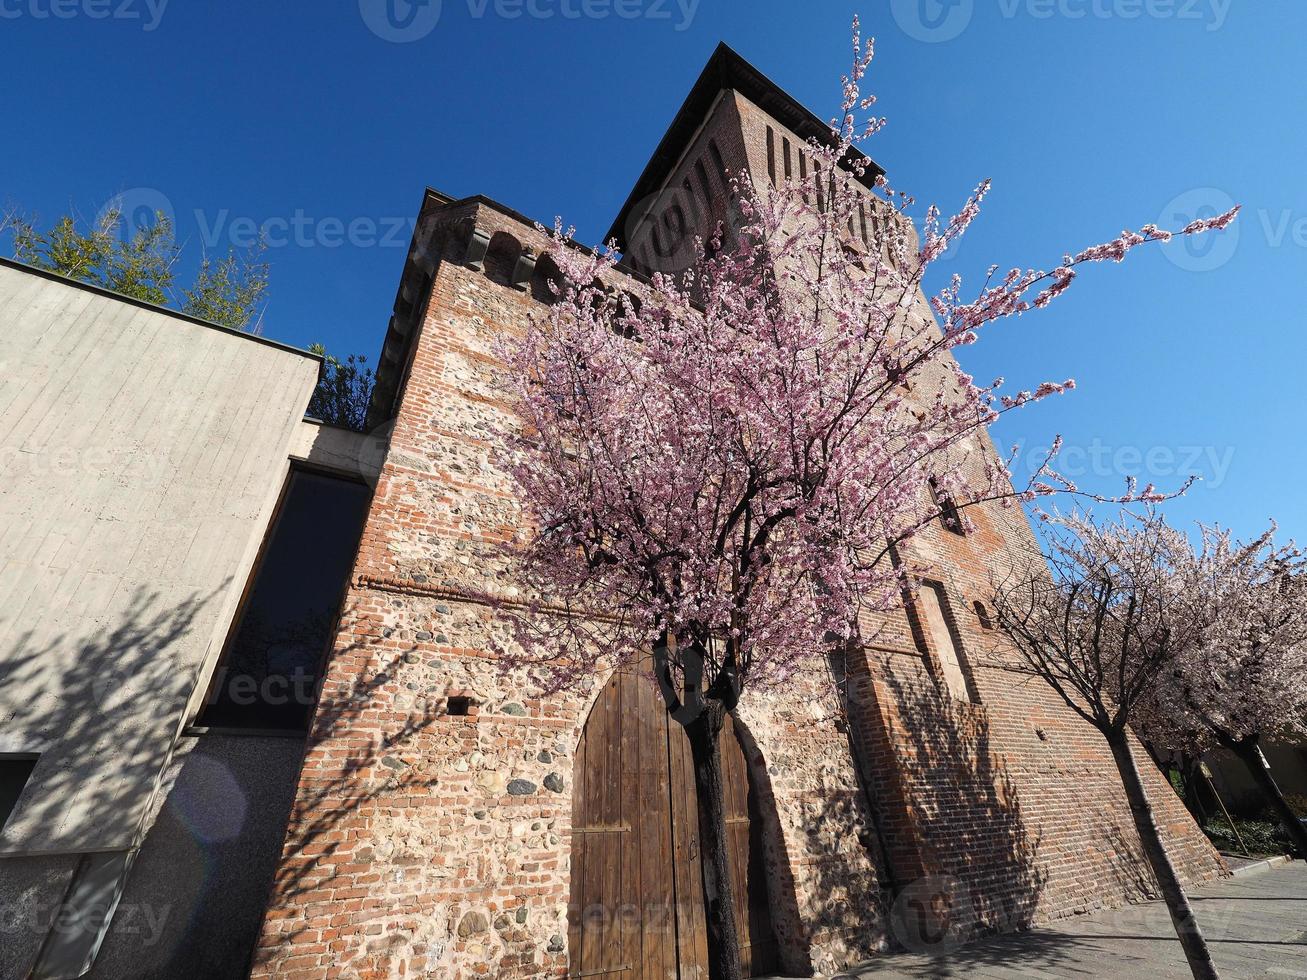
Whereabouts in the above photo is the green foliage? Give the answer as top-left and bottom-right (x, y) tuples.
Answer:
(307, 344), (375, 433)
(5, 207), (178, 306)
(182, 239), (271, 332)
(1202, 814), (1295, 857)
(1287, 793), (1307, 818)
(3, 205), (269, 332)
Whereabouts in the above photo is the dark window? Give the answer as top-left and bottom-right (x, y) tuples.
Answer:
(0, 755), (38, 829)
(974, 601), (994, 630)
(694, 159), (713, 207)
(197, 469), (371, 731)
(708, 139), (730, 189)
(766, 126), (777, 186)
(447, 696), (473, 717)
(929, 477), (965, 536)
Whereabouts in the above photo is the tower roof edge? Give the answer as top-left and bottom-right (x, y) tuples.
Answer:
(603, 42), (884, 250)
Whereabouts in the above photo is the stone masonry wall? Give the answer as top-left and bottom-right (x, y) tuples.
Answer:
(255, 84), (1226, 977)
(253, 202), (891, 978)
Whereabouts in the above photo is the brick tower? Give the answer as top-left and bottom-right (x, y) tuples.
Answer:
(252, 44), (1224, 979)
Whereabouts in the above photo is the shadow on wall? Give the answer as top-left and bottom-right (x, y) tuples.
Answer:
(0, 588), (441, 978)
(730, 717), (815, 977)
(846, 652), (1054, 962)
(0, 586), (219, 848)
(0, 587), (217, 978)
(251, 627), (449, 976)
(86, 734), (308, 980)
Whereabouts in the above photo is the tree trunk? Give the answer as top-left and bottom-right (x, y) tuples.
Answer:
(1105, 727), (1220, 980)
(1229, 735), (1307, 858)
(684, 697), (744, 980)
(1178, 753), (1210, 825)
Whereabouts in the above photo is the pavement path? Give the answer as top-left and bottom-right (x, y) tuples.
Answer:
(836, 860), (1307, 979)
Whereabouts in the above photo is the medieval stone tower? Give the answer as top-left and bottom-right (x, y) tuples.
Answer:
(250, 45), (1224, 979)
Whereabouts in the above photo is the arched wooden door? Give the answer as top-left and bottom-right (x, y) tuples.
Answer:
(568, 672), (779, 979)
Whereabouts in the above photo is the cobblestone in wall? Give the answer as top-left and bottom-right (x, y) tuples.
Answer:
(254, 91), (1225, 977)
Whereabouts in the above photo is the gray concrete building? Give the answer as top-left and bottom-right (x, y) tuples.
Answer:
(0, 258), (380, 979)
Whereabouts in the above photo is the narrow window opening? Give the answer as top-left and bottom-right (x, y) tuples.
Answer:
(974, 601), (995, 630)
(766, 126), (777, 187)
(929, 477), (965, 536)
(782, 138), (792, 180)
(694, 159), (714, 211)
(447, 696), (474, 717)
(681, 178), (702, 224)
(0, 755), (38, 830)
(196, 468), (372, 732)
(916, 582), (980, 704)
(708, 139), (730, 191)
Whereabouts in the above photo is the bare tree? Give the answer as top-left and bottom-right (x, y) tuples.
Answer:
(991, 510), (1218, 980)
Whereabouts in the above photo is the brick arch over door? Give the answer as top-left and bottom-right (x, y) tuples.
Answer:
(568, 670), (780, 978)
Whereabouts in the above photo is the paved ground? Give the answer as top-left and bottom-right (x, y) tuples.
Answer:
(837, 860), (1307, 979)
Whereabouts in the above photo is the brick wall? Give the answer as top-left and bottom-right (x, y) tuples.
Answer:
(254, 92), (1225, 977)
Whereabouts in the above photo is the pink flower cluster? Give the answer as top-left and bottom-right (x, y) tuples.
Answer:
(491, 17), (1241, 700)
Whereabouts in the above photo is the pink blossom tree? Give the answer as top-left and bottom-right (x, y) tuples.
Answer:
(990, 510), (1220, 980)
(493, 20), (1238, 978)
(1141, 524), (1307, 857)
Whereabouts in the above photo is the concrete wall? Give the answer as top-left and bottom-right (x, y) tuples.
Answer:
(0, 260), (320, 856)
(85, 733), (307, 980)
(1206, 740), (1307, 815)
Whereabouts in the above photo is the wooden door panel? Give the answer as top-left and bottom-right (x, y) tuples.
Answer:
(570, 674), (778, 979)
(668, 718), (710, 979)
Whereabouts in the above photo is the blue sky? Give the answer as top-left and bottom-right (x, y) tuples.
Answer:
(1, 1), (1300, 540)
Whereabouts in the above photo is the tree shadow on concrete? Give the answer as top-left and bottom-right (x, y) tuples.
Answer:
(0, 586), (219, 976)
(0, 585), (218, 852)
